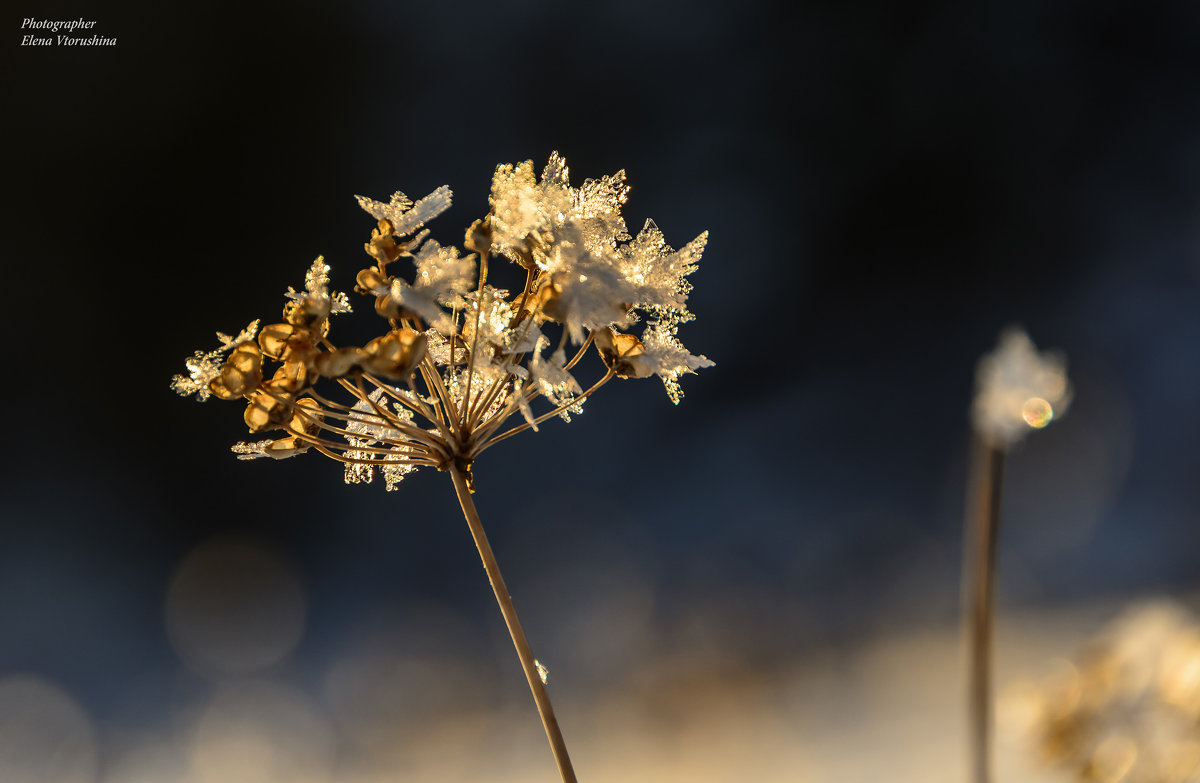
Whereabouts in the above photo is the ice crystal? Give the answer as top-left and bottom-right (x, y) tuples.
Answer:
(619, 220), (707, 315)
(388, 239), (476, 331)
(488, 153), (631, 263)
(538, 232), (636, 344)
(285, 257), (352, 314)
(346, 388), (412, 442)
(460, 286), (515, 356)
(356, 186), (453, 237)
(640, 319), (716, 405)
(529, 338), (582, 410)
(972, 327), (1071, 447)
(425, 329), (467, 366)
(231, 440), (273, 460)
(342, 391), (419, 489)
(170, 320), (261, 401)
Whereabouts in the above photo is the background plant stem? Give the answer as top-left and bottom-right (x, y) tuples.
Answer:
(449, 464), (578, 783)
(966, 439), (1005, 783)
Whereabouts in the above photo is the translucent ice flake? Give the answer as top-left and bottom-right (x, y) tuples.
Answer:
(412, 239), (475, 305)
(356, 186), (453, 238)
(571, 169), (631, 252)
(425, 329), (468, 366)
(972, 327), (1071, 447)
(619, 220), (707, 314)
(231, 440), (273, 460)
(171, 320), (261, 401)
(345, 388), (412, 442)
(488, 152), (631, 262)
(538, 238), (635, 344)
(530, 338), (583, 408)
(489, 160), (551, 257)
(460, 286), (516, 351)
(285, 257), (352, 314)
(382, 461), (416, 490)
(639, 320), (715, 405)
(216, 321), (262, 352)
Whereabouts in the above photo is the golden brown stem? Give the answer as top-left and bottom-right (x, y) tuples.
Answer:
(562, 332), (595, 372)
(965, 438), (1005, 783)
(447, 465), (577, 783)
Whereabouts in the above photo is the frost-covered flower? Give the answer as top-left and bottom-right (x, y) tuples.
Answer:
(972, 327), (1071, 447)
(173, 152), (713, 490)
(173, 153), (714, 783)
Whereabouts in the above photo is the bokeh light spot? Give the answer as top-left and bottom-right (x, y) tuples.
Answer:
(1021, 396), (1054, 429)
(0, 674), (98, 783)
(165, 536), (305, 677)
(189, 681), (334, 783)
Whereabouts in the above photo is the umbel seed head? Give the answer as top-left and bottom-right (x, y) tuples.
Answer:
(172, 152), (714, 489)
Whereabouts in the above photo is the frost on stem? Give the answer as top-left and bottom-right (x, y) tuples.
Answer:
(172, 152), (714, 488)
(972, 327), (1071, 448)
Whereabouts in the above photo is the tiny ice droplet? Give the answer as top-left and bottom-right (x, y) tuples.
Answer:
(535, 660), (549, 685)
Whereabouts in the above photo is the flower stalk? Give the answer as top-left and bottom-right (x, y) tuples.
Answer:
(448, 463), (577, 783)
(962, 327), (1071, 783)
(965, 437), (1005, 783)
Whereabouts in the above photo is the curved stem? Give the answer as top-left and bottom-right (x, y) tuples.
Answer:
(447, 465), (577, 783)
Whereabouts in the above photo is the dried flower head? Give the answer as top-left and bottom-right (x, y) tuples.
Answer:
(172, 153), (713, 490)
(1013, 603), (1200, 783)
(972, 327), (1071, 448)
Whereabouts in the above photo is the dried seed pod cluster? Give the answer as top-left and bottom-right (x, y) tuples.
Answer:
(173, 153), (713, 490)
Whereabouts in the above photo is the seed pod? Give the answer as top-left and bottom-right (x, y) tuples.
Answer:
(260, 322), (319, 362)
(283, 295), (331, 328)
(374, 293), (403, 320)
(260, 436), (311, 460)
(365, 220), (402, 267)
(260, 323), (301, 359)
(207, 375), (242, 401)
(464, 217), (492, 255)
(362, 328), (428, 379)
(217, 343), (263, 396)
(315, 347), (369, 378)
(535, 277), (566, 322)
(356, 268), (388, 295)
(290, 397), (323, 435)
(266, 361), (312, 394)
(595, 328), (653, 379)
(244, 389), (292, 432)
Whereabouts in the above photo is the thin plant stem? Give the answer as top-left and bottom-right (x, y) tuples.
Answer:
(964, 437), (1006, 783)
(475, 369), (615, 455)
(447, 464), (577, 783)
(462, 251), (490, 428)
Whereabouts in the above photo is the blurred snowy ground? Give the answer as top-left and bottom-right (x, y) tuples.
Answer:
(0, 590), (1155, 783)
